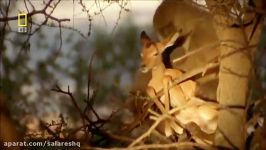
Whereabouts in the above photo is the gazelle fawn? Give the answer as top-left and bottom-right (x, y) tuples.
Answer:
(139, 31), (218, 143)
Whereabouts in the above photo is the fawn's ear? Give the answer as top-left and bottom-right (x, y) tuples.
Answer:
(140, 31), (152, 46)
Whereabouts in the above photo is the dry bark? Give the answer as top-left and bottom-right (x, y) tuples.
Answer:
(206, 0), (259, 149)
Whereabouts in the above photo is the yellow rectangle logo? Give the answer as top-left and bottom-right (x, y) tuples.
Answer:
(18, 13), (27, 27)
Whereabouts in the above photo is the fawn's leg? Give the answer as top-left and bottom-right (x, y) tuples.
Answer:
(163, 76), (172, 112)
(162, 76), (173, 137)
(146, 87), (165, 114)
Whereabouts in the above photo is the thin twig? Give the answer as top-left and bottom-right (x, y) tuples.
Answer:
(0, 0), (70, 22)
(128, 114), (170, 147)
(172, 41), (221, 64)
(86, 142), (215, 150)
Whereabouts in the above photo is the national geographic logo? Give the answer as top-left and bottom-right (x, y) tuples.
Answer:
(17, 13), (27, 33)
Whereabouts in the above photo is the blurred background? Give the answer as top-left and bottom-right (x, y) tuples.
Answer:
(0, 0), (162, 143)
(1, 0), (266, 149)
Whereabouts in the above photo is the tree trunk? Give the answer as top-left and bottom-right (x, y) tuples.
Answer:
(206, 0), (257, 149)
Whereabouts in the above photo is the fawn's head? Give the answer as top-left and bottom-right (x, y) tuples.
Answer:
(139, 31), (180, 73)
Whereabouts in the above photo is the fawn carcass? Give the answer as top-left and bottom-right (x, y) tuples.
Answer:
(153, 0), (220, 102)
(139, 31), (218, 143)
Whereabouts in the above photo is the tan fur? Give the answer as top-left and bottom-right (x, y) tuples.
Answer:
(139, 31), (218, 141)
(153, 0), (219, 72)
(140, 31), (190, 107)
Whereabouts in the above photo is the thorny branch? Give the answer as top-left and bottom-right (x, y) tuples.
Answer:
(50, 52), (135, 143)
(0, 0), (70, 22)
(0, 0), (11, 54)
(1, 0), (130, 54)
(111, 0), (130, 34)
(51, 84), (132, 145)
(0, 0), (70, 55)
(79, 0), (130, 35)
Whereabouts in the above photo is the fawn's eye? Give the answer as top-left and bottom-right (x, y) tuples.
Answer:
(153, 52), (159, 56)
(145, 42), (152, 48)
